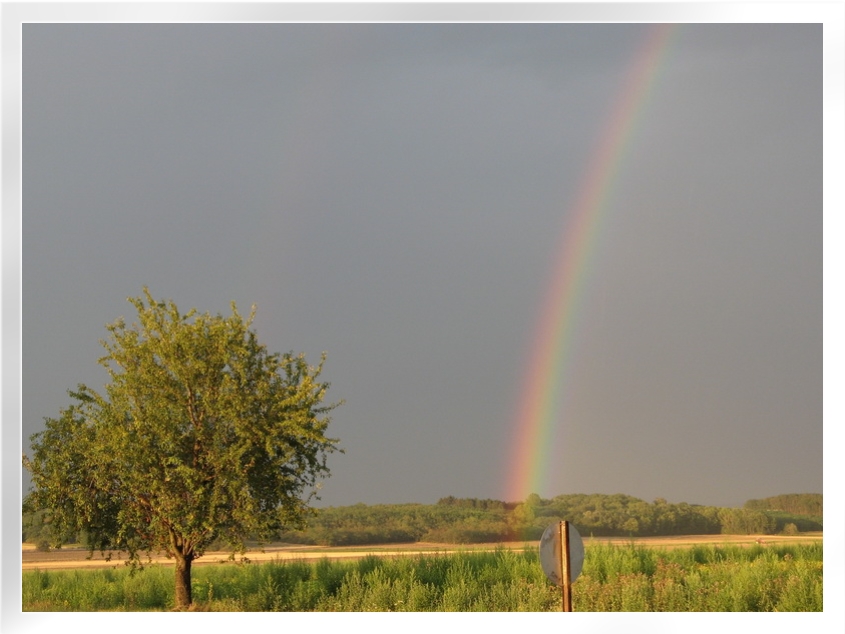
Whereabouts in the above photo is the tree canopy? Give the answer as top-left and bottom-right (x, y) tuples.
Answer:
(23, 288), (341, 608)
(744, 494), (822, 516)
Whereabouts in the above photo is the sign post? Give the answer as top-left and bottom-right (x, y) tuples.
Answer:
(539, 520), (583, 612)
(560, 520), (572, 611)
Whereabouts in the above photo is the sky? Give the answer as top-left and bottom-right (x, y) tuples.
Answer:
(18, 18), (823, 512)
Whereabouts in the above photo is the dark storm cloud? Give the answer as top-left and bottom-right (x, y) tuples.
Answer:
(21, 22), (821, 509)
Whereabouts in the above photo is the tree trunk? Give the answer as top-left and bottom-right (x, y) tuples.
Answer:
(174, 554), (193, 609)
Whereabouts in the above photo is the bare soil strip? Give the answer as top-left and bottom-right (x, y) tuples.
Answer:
(21, 533), (822, 572)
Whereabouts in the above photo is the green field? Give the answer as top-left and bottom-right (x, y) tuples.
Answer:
(22, 541), (822, 612)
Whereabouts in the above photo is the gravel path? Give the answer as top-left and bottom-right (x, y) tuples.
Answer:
(21, 533), (822, 572)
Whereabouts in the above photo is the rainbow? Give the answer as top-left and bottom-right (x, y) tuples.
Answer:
(504, 24), (680, 503)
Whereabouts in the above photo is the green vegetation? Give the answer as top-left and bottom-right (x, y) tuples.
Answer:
(270, 493), (821, 545)
(743, 494), (823, 533)
(22, 542), (822, 611)
(745, 493), (822, 516)
(22, 289), (341, 609)
(24, 492), (822, 550)
(277, 502), (511, 546)
(574, 542), (822, 612)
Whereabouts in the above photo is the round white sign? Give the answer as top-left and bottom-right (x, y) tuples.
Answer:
(539, 521), (584, 586)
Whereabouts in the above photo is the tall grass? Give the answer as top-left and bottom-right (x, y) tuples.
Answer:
(575, 542), (822, 611)
(23, 542), (822, 612)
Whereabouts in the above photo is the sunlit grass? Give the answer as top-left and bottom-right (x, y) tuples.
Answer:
(23, 542), (822, 612)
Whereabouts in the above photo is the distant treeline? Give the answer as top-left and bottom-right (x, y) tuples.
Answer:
(744, 493), (822, 516)
(23, 493), (822, 549)
(275, 493), (822, 545)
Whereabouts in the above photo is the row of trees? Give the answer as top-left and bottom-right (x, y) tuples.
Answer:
(275, 503), (511, 546)
(24, 490), (823, 552)
(473, 493), (812, 540)
(744, 494), (822, 516)
(264, 493), (821, 546)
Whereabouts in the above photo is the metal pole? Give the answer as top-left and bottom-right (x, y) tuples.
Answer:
(561, 520), (572, 612)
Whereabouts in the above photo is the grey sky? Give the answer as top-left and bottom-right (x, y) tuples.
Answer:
(21, 21), (821, 510)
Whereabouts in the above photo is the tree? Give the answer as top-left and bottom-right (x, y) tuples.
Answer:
(717, 508), (776, 535)
(23, 289), (341, 609)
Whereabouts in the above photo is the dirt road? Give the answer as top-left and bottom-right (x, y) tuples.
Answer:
(21, 533), (822, 572)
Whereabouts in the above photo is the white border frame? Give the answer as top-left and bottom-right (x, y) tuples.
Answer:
(2, 3), (841, 632)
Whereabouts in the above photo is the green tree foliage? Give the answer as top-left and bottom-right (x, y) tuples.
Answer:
(763, 512), (822, 533)
(21, 508), (50, 544)
(279, 503), (512, 546)
(744, 494), (822, 517)
(717, 508), (776, 535)
(276, 493), (793, 546)
(436, 497), (506, 511)
(538, 494), (722, 537)
(269, 493), (819, 547)
(742, 494), (822, 533)
(23, 289), (341, 609)
(508, 503), (540, 540)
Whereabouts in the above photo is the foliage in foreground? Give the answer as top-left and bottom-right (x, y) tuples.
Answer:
(23, 542), (822, 612)
(23, 288), (341, 608)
